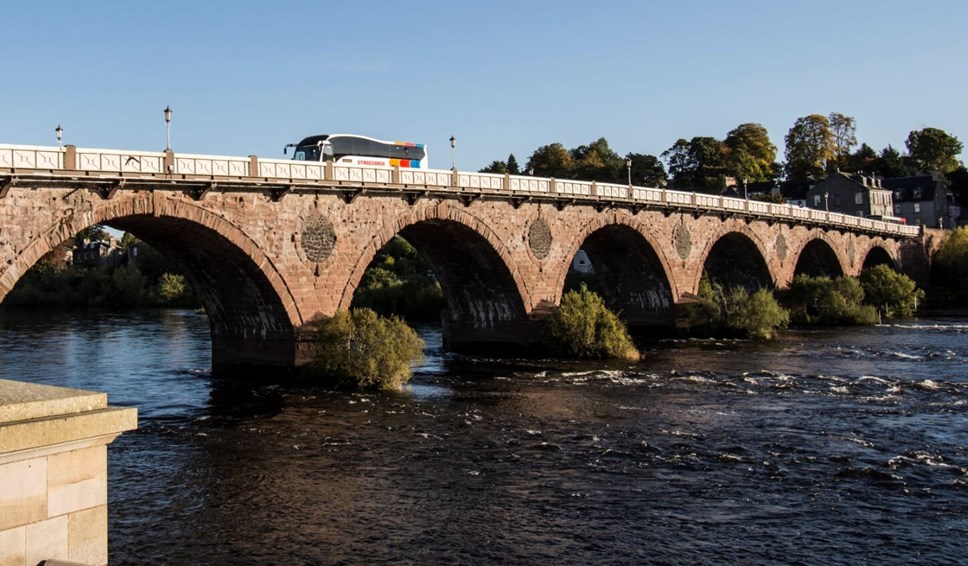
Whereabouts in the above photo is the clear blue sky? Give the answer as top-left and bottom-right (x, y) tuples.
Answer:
(2, 0), (966, 172)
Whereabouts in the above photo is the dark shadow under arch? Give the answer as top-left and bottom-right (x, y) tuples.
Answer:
(703, 232), (773, 290)
(391, 219), (531, 353)
(794, 239), (844, 278)
(573, 225), (675, 331)
(862, 246), (896, 271)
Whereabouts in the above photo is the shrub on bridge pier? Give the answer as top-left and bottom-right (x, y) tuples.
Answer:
(785, 274), (879, 326)
(546, 284), (641, 361)
(308, 308), (425, 391)
(684, 277), (789, 340)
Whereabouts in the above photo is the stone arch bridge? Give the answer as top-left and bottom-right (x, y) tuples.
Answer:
(0, 144), (932, 374)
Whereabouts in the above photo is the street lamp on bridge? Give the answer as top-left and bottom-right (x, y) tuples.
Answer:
(626, 158), (632, 186)
(164, 106), (172, 151)
(449, 135), (456, 171)
(824, 191), (829, 212)
(55, 125), (62, 148)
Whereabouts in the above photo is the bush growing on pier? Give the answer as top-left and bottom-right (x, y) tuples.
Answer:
(308, 308), (425, 391)
(859, 264), (923, 318)
(546, 284), (640, 361)
(785, 274), (878, 326)
(684, 277), (788, 339)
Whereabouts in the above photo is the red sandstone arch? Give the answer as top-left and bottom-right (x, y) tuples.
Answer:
(792, 236), (847, 278)
(0, 193), (303, 373)
(862, 245), (896, 270)
(559, 212), (679, 329)
(336, 203), (533, 352)
(694, 222), (775, 292)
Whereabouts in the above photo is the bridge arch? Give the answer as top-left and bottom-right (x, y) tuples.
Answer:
(560, 213), (678, 331)
(793, 237), (846, 278)
(862, 245), (896, 270)
(697, 225), (774, 292)
(1, 193), (302, 373)
(339, 204), (530, 352)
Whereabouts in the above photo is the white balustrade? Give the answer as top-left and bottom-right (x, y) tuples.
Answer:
(400, 169), (452, 187)
(596, 182), (628, 199)
(258, 158), (326, 181)
(555, 179), (593, 196)
(76, 148), (164, 174)
(508, 175), (550, 193)
(0, 145), (63, 170)
(175, 153), (249, 177)
(458, 171), (505, 190)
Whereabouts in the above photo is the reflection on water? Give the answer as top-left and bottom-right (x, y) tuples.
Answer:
(0, 309), (966, 564)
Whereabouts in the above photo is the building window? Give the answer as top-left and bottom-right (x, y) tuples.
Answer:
(813, 195), (821, 207)
(914, 203), (921, 213)
(895, 205), (901, 214)
(914, 188), (922, 199)
(855, 192), (863, 205)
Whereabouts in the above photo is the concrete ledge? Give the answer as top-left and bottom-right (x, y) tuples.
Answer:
(0, 378), (137, 566)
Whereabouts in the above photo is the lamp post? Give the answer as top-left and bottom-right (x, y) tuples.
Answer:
(742, 177), (748, 200)
(449, 135), (456, 171)
(939, 216), (944, 229)
(164, 106), (172, 151)
(626, 158), (632, 186)
(55, 125), (63, 147)
(824, 191), (829, 212)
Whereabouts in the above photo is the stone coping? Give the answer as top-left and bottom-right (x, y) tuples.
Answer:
(0, 379), (136, 456)
(0, 379), (107, 424)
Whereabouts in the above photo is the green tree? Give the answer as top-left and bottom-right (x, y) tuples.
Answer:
(724, 123), (777, 183)
(626, 152), (667, 187)
(546, 283), (640, 361)
(526, 143), (574, 178)
(906, 127), (963, 174)
(846, 143), (878, 174)
(479, 160), (508, 174)
(859, 264), (923, 318)
(74, 225), (110, 246)
(946, 165), (968, 207)
(877, 145), (912, 178)
(662, 136), (728, 193)
(784, 114), (836, 181)
(506, 154), (521, 175)
(571, 137), (622, 182)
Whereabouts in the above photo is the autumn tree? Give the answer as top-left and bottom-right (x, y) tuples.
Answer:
(784, 114), (836, 182)
(723, 123), (777, 183)
(829, 112), (858, 170)
(906, 127), (963, 174)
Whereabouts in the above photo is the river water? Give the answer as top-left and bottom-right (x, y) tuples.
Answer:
(0, 309), (966, 564)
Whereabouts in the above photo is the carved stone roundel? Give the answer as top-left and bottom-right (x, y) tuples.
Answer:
(775, 233), (788, 263)
(529, 218), (552, 260)
(674, 224), (692, 260)
(302, 214), (336, 263)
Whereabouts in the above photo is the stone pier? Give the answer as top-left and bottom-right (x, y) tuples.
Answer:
(0, 379), (136, 566)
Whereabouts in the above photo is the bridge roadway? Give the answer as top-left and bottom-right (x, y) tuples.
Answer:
(0, 143), (931, 375)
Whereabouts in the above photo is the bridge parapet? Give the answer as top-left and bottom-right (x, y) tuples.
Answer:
(0, 143), (921, 238)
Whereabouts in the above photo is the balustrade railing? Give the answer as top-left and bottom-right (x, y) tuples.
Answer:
(0, 143), (920, 237)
